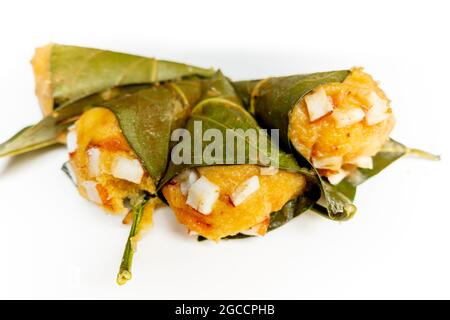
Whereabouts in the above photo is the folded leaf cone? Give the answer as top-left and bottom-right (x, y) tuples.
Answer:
(235, 72), (439, 220)
(234, 71), (359, 220)
(1, 44), (215, 158)
(32, 44), (215, 115)
(161, 72), (317, 235)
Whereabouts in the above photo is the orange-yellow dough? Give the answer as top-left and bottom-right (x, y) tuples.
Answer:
(32, 43), (54, 116)
(68, 107), (155, 214)
(162, 165), (306, 240)
(289, 68), (395, 177)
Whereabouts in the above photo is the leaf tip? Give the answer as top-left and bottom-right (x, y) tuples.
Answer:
(330, 203), (357, 221)
(407, 148), (441, 161)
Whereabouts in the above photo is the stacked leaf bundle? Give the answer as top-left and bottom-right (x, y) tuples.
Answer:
(0, 44), (438, 284)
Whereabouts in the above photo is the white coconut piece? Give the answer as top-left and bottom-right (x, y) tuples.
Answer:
(328, 169), (349, 185)
(186, 176), (220, 215)
(230, 176), (260, 207)
(111, 156), (144, 184)
(312, 156), (343, 171)
(304, 88), (334, 122)
(348, 156), (373, 169)
(332, 108), (365, 128)
(87, 147), (101, 177)
(66, 130), (78, 154)
(366, 91), (389, 125)
(260, 166), (278, 176)
(175, 169), (199, 195)
(81, 181), (102, 204)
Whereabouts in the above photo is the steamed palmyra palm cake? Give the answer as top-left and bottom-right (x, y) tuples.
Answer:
(67, 108), (156, 214)
(288, 68), (395, 184)
(163, 165), (306, 240)
(233, 67), (409, 220)
(159, 72), (311, 240)
(62, 79), (208, 285)
(62, 77), (205, 221)
(236, 68), (395, 185)
(0, 43), (438, 285)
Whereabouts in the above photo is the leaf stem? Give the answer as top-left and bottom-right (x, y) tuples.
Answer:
(116, 197), (148, 285)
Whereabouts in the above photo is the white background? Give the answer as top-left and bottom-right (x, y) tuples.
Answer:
(0, 0), (449, 299)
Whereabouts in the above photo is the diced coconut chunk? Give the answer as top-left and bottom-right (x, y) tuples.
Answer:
(328, 169), (349, 185)
(66, 129), (78, 154)
(304, 88), (334, 122)
(332, 108), (365, 128)
(260, 166), (278, 176)
(175, 169), (199, 195)
(366, 110), (389, 126)
(366, 91), (389, 125)
(312, 156), (343, 171)
(230, 176), (260, 207)
(186, 176), (220, 215)
(87, 147), (101, 177)
(111, 156), (144, 184)
(348, 156), (373, 169)
(81, 181), (102, 204)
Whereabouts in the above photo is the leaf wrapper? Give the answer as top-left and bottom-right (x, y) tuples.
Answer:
(35, 44), (215, 113)
(0, 85), (147, 158)
(101, 81), (204, 182)
(339, 138), (439, 189)
(2, 43), (215, 159)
